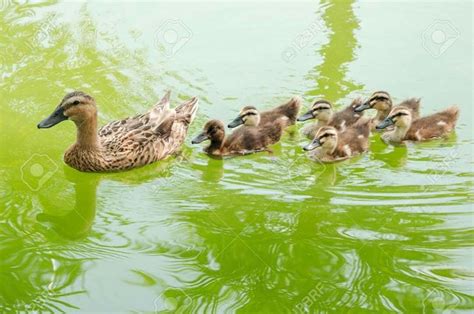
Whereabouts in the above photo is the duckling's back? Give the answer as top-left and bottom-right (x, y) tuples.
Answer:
(261, 96), (302, 126)
(405, 105), (459, 141)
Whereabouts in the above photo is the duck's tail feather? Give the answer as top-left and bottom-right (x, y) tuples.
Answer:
(445, 105), (460, 123)
(175, 96), (199, 124)
(280, 95), (302, 123)
(149, 90), (172, 121)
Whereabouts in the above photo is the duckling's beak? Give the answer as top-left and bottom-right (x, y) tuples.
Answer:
(228, 116), (244, 128)
(303, 138), (321, 151)
(191, 132), (209, 144)
(354, 101), (371, 112)
(37, 106), (68, 129)
(297, 110), (314, 122)
(376, 118), (394, 130)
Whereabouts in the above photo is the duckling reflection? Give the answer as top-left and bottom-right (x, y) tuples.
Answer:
(36, 166), (99, 240)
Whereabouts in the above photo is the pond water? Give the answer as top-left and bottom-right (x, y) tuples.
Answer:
(0, 1), (473, 312)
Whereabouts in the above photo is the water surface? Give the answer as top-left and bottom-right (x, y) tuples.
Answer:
(0, 1), (473, 312)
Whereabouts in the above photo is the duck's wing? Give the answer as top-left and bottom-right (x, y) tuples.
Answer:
(98, 91), (173, 140)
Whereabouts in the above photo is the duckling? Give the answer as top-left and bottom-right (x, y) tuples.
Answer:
(227, 96), (301, 128)
(37, 91), (198, 172)
(303, 120), (370, 162)
(354, 91), (421, 130)
(297, 98), (364, 139)
(192, 118), (285, 156)
(376, 105), (459, 143)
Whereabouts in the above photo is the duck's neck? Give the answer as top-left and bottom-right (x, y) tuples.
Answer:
(375, 109), (390, 124)
(207, 137), (224, 154)
(315, 119), (327, 128)
(311, 144), (336, 159)
(74, 115), (100, 150)
(383, 124), (409, 142)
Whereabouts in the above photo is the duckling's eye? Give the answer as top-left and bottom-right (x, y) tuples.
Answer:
(73, 100), (80, 105)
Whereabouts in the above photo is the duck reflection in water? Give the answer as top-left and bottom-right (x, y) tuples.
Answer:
(36, 166), (99, 240)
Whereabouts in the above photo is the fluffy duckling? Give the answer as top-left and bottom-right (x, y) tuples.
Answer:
(227, 96), (301, 128)
(303, 120), (370, 162)
(37, 91), (198, 172)
(297, 98), (364, 139)
(192, 119), (285, 156)
(354, 91), (421, 130)
(376, 105), (459, 143)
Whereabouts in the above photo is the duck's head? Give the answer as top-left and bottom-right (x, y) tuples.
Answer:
(228, 106), (260, 128)
(376, 107), (412, 130)
(192, 120), (225, 144)
(37, 91), (96, 128)
(303, 126), (338, 151)
(355, 91), (392, 113)
(297, 100), (333, 122)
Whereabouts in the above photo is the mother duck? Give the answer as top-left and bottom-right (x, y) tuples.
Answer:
(38, 91), (198, 172)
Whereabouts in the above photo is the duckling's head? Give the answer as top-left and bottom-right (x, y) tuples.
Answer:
(303, 126), (338, 151)
(297, 100), (333, 122)
(376, 107), (412, 130)
(355, 91), (392, 113)
(228, 106), (260, 128)
(37, 91), (96, 128)
(192, 120), (225, 144)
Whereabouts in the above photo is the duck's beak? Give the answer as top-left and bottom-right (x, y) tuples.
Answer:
(228, 116), (244, 128)
(191, 132), (209, 144)
(303, 138), (321, 151)
(376, 117), (394, 130)
(297, 110), (314, 122)
(354, 101), (371, 113)
(37, 106), (68, 129)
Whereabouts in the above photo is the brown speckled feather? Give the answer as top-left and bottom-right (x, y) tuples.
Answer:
(63, 92), (198, 172)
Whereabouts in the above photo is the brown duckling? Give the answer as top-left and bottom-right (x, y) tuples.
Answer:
(37, 91), (198, 172)
(354, 91), (421, 130)
(227, 96), (301, 128)
(303, 120), (370, 162)
(297, 98), (365, 139)
(376, 105), (459, 143)
(192, 118), (285, 156)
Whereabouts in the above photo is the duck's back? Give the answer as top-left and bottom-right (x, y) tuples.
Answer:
(260, 96), (301, 126)
(329, 99), (364, 131)
(405, 106), (459, 141)
(224, 120), (285, 154)
(76, 96), (197, 171)
(335, 120), (370, 158)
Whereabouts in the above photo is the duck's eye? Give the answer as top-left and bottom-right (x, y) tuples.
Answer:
(73, 100), (80, 105)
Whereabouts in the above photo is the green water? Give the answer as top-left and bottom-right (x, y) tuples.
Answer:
(1, 1), (473, 312)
